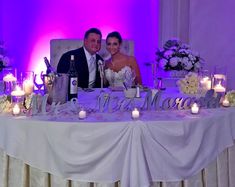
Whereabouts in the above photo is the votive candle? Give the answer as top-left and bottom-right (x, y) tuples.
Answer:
(191, 103), (199, 114)
(79, 110), (87, 119)
(213, 81), (226, 93)
(222, 98), (230, 107)
(12, 104), (20, 115)
(23, 80), (34, 95)
(132, 108), (140, 119)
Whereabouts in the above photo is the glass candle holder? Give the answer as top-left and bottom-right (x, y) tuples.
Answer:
(199, 70), (212, 93)
(11, 84), (25, 103)
(222, 97), (230, 107)
(212, 74), (226, 93)
(78, 109), (87, 120)
(2, 68), (17, 95)
(191, 103), (199, 114)
(21, 71), (34, 95)
(212, 66), (227, 93)
(12, 103), (21, 116)
(132, 108), (140, 119)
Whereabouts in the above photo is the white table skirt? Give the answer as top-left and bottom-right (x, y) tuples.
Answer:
(0, 107), (235, 187)
(1, 143), (235, 187)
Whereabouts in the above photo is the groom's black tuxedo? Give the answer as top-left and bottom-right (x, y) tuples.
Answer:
(57, 47), (102, 88)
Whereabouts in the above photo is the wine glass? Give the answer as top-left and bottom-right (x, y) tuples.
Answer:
(108, 71), (115, 88)
(34, 72), (44, 94)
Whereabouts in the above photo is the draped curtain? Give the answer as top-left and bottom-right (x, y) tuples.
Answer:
(158, 0), (190, 47)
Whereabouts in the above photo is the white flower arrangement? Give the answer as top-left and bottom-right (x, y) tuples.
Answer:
(0, 41), (11, 72)
(156, 39), (204, 72)
(0, 95), (11, 113)
(225, 90), (235, 106)
(177, 72), (200, 94)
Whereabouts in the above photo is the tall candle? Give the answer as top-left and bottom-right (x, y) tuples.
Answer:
(136, 86), (140, 98)
(23, 80), (34, 95)
(200, 77), (211, 90)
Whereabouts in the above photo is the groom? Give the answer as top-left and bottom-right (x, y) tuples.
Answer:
(57, 28), (103, 88)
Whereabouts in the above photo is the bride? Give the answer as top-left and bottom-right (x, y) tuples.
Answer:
(104, 31), (142, 87)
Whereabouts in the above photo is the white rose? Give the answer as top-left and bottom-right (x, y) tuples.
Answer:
(170, 46), (177, 51)
(3, 57), (10, 66)
(182, 57), (189, 64)
(194, 62), (201, 70)
(183, 60), (193, 70)
(185, 49), (192, 55)
(188, 54), (194, 61)
(179, 49), (187, 54)
(181, 44), (190, 49)
(158, 59), (168, 69)
(169, 57), (179, 67)
(164, 50), (174, 58)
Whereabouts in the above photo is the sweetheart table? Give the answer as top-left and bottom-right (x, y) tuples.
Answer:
(0, 89), (235, 187)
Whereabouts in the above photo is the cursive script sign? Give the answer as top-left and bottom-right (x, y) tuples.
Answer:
(94, 89), (222, 112)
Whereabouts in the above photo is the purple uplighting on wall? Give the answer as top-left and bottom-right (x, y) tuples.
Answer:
(1, 0), (159, 86)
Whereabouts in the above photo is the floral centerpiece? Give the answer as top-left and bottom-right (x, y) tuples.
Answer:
(0, 95), (11, 113)
(156, 39), (203, 74)
(225, 90), (235, 106)
(177, 72), (200, 94)
(0, 41), (10, 72)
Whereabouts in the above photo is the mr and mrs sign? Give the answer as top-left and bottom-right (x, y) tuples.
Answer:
(21, 88), (222, 116)
(96, 89), (221, 113)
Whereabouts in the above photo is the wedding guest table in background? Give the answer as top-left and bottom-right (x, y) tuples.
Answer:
(0, 88), (235, 187)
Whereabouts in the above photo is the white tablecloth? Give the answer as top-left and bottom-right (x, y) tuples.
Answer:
(0, 106), (235, 187)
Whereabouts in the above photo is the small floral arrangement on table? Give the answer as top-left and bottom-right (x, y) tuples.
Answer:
(156, 39), (203, 72)
(177, 72), (199, 94)
(0, 41), (11, 72)
(225, 90), (235, 106)
(0, 95), (11, 113)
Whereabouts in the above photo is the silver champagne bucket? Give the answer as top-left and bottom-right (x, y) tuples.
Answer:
(44, 74), (69, 104)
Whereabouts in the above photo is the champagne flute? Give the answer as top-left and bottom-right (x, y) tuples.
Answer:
(124, 69), (136, 88)
(34, 72), (44, 94)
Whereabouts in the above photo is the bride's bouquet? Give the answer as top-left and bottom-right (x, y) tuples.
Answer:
(156, 39), (204, 72)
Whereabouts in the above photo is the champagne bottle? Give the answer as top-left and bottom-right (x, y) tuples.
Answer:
(0, 61), (6, 72)
(68, 55), (78, 101)
(44, 57), (55, 75)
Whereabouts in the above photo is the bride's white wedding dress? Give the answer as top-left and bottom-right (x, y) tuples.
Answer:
(105, 66), (132, 87)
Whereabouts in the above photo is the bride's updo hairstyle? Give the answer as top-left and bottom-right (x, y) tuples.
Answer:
(106, 31), (123, 44)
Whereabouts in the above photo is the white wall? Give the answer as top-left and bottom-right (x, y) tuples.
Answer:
(190, 0), (235, 89)
(159, 0), (235, 89)
(0, 0), (3, 42)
